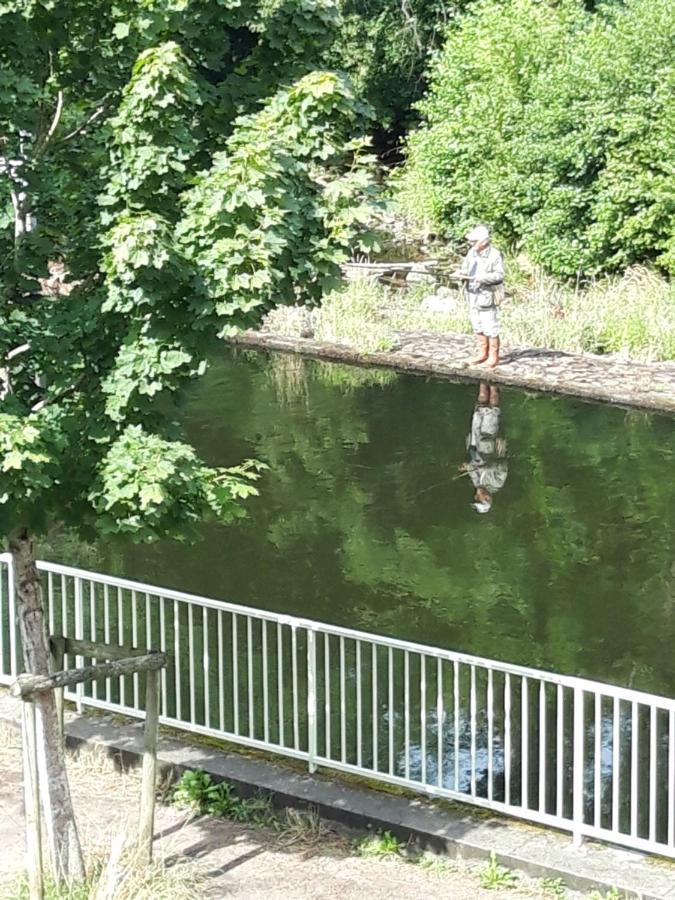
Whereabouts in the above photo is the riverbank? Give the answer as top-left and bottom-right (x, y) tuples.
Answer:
(231, 329), (675, 414)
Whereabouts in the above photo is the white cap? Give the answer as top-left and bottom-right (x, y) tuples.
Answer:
(466, 224), (490, 243)
(471, 499), (492, 514)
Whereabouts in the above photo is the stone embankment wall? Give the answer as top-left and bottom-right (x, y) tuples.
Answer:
(233, 329), (675, 414)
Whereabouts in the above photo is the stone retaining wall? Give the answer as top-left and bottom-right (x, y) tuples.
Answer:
(232, 329), (675, 414)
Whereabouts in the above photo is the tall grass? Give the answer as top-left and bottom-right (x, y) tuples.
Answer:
(267, 267), (675, 363)
(1, 841), (204, 900)
(313, 279), (396, 353)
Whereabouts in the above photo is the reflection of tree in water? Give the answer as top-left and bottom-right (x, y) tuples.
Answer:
(108, 349), (675, 696)
(265, 352), (399, 408)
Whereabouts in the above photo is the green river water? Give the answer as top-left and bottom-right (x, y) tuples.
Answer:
(55, 347), (675, 697)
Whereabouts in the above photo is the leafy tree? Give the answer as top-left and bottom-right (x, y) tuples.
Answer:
(0, 0), (376, 881)
(325, 0), (452, 146)
(398, 0), (675, 276)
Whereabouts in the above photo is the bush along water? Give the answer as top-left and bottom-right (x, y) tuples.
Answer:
(398, 0), (675, 278)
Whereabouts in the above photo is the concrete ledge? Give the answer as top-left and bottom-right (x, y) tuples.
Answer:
(230, 330), (675, 414)
(2, 694), (674, 898)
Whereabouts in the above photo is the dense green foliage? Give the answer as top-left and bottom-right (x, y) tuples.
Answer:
(0, 1), (377, 544)
(326, 0), (450, 139)
(399, 0), (675, 276)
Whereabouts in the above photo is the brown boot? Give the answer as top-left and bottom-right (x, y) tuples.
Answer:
(483, 337), (500, 369)
(469, 334), (489, 365)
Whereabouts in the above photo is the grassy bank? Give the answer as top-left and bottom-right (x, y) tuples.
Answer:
(263, 266), (675, 363)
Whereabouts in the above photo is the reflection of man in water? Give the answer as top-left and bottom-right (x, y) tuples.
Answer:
(459, 382), (508, 514)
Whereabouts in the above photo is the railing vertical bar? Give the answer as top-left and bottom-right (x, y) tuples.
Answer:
(594, 693), (602, 830)
(420, 655), (427, 785)
(649, 705), (657, 843)
(668, 709), (675, 847)
(404, 650), (410, 781)
(247, 616), (254, 739)
(187, 603), (195, 725)
(487, 668), (494, 803)
(277, 623), (284, 746)
(232, 614), (239, 735)
(47, 572), (55, 641)
(437, 658), (444, 789)
(356, 640), (363, 769)
(556, 684), (563, 819)
(612, 696), (620, 834)
(372, 644), (378, 772)
(118, 587), (125, 707)
(90, 582), (97, 700)
(572, 686), (585, 846)
(159, 597), (167, 718)
(61, 574), (67, 643)
(340, 636), (346, 764)
(262, 620), (269, 744)
(203, 607), (210, 729)
(217, 610), (225, 733)
(131, 589), (139, 709)
(505, 673), (511, 806)
(521, 677), (529, 809)
(388, 647), (394, 775)
(631, 701), (639, 837)
(470, 665), (477, 798)
(173, 599), (181, 721)
(324, 633), (331, 758)
(103, 584), (111, 704)
(539, 681), (547, 814)
(291, 626), (299, 751)
(454, 660), (460, 792)
(74, 577), (84, 710)
(144, 592), (151, 650)
(307, 628), (317, 772)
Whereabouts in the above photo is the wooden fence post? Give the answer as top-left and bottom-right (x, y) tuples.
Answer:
(13, 645), (167, 880)
(138, 668), (159, 862)
(21, 699), (44, 900)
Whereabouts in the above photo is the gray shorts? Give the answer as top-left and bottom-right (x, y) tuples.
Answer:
(469, 304), (500, 338)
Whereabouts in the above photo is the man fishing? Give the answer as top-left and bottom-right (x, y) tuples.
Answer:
(454, 225), (505, 368)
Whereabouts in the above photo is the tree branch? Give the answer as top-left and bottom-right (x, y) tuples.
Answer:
(35, 90), (64, 157)
(30, 374), (87, 412)
(45, 90), (64, 145)
(60, 102), (108, 143)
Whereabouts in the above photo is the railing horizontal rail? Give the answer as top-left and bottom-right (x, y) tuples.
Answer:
(1, 554), (674, 861)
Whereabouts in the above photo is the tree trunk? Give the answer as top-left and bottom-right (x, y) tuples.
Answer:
(9, 528), (85, 884)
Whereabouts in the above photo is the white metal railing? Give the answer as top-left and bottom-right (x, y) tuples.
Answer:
(1, 553), (674, 859)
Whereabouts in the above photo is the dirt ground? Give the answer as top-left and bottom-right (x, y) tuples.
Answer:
(0, 723), (572, 899)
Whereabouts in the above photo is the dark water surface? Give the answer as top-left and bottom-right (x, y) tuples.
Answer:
(70, 348), (675, 696)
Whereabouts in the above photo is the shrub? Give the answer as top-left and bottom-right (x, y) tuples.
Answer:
(171, 768), (276, 827)
(398, 0), (675, 277)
